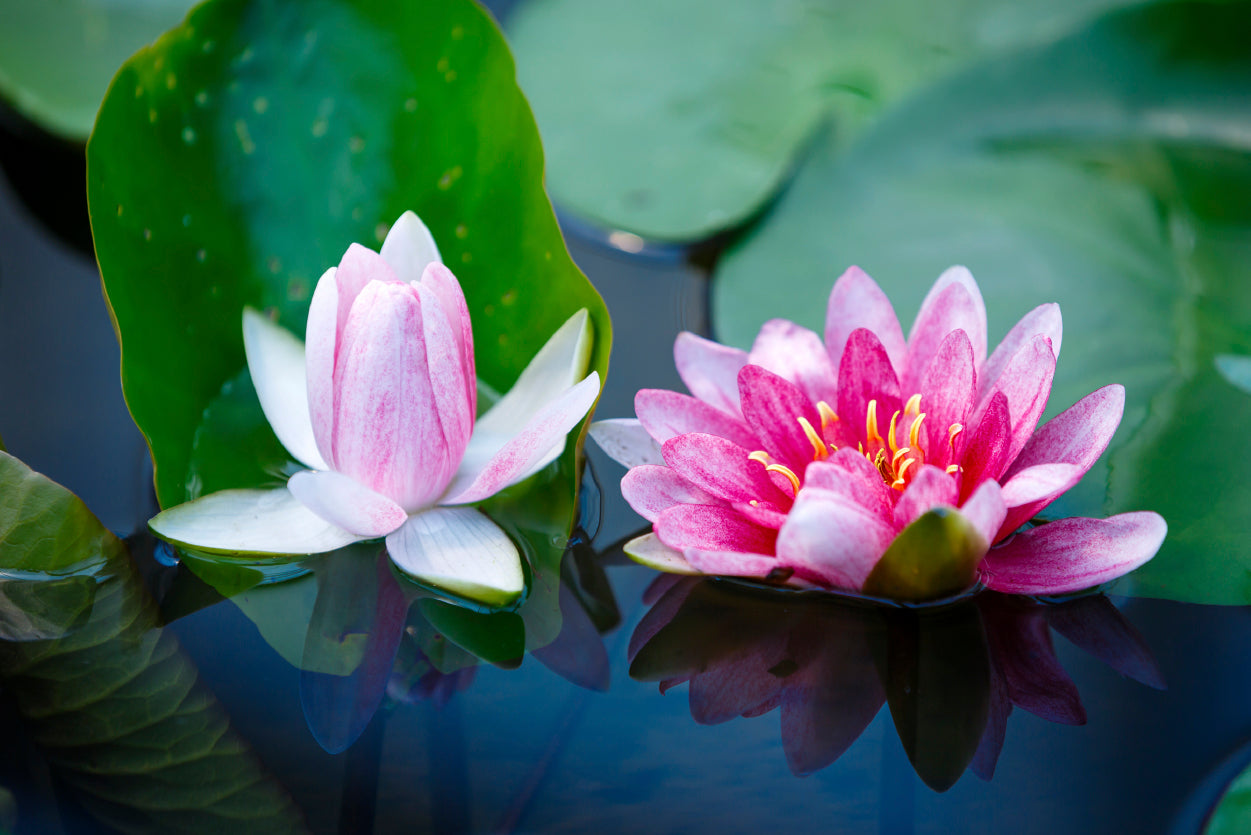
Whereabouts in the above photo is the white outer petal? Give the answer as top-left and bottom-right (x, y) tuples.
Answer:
(379, 210), (442, 281)
(242, 308), (329, 471)
(149, 487), (361, 555)
(386, 507), (523, 606)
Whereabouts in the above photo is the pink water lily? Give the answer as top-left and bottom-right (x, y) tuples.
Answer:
(591, 265), (1165, 600)
(151, 211), (601, 605)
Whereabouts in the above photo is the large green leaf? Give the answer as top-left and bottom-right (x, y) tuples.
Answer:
(87, 0), (610, 509)
(1206, 756), (1251, 835)
(0, 0), (196, 140)
(507, 0), (1136, 241)
(714, 1), (1251, 603)
(0, 452), (307, 833)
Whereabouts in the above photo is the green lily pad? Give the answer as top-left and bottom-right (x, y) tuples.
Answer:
(88, 0), (611, 608)
(714, 1), (1251, 604)
(0, 0), (197, 140)
(863, 509), (986, 602)
(507, 0), (1135, 241)
(1206, 756), (1251, 835)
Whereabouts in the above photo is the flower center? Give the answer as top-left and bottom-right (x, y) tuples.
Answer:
(747, 394), (964, 495)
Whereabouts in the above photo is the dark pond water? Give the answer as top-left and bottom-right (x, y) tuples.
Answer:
(3, 20), (1251, 835)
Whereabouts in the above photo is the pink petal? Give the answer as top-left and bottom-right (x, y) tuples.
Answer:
(621, 465), (722, 523)
(334, 243), (401, 345)
(905, 266), (987, 394)
(306, 267), (339, 467)
(959, 391), (1011, 502)
(442, 373), (601, 505)
(655, 504), (778, 554)
(824, 266), (906, 383)
(980, 303), (1062, 403)
(287, 469), (408, 538)
(635, 389), (757, 450)
(803, 451), (895, 524)
(588, 418), (665, 468)
(748, 319), (838, 408)
(972, 334), (1057, 467)
(981, 600), (1085, 725)
(414, 281), (473, 481)
(920, 329), (976, 471)
(730, 500), (789, 529)
(332, 281), (452, 509)
(419, 263), (476, 417)
(738, 365), (823, 474)
(674, 331), (748, 416)
(1005, 384), (1124, 479)
(960, 479), (1008, 548)
(776, 489), (895, 590)
(979, 512), (1167, 595)
(684, 548), (784, 578)
(661, 432), (789, 506)
(689, 632), (791, 724)
(1047, 596), (1165, 690)
(836, 329), (902, 446)
(893, 465), (958, 530)
(996, 462), (1085, 539)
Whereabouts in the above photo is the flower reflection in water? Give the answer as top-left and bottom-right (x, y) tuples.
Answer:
(629, 575), (1163, 791)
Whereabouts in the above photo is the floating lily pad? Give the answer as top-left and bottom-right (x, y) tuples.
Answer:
(507, 0), (1136, 241)
(88, 0), (611, 609)
(713, 1), (1251, 604)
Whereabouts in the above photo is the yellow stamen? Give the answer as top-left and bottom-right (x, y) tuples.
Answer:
(891, 447), (911, 468)
(909, 413), (927, 449)
(945, 464), (961, 475)
(747, 450), (772, 467)
(904, 393), (923, 415)
(798, 416), (828, 460)
(895, 457), (916, 481)
(817, 401), (839, 430)
(858, 441), (865, 455)
(948, 423), (963, 448)
(888, 410), (901, 453)
(765, 463), (801, 495)
(749, 499), (760, 507)
(866, 400), (882, 444)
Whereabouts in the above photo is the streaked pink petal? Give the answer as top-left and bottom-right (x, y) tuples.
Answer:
(655, 504), (778, 554)
(1047, 596), (1165, 689)
(334, 243), (401, 344)
(905, 266), (987, 393)
(684, 548), (781, 578)
(621, 465), (722, 523)
(836, 329), (902, 445)
(971, 334), (1056, 467)
(825, 266), (906, 382)
(332, 281), (451, 509)
(804, 451), (894, 524)
(979, 512), (1167, 595)
(996, 462), (1085, 539)
(980, 303), (1062, 402)
(776, 489), (895, 590)
(738, 365), (823, 473)
(588, 418), (664, 468)
(960, 479), (1008, 548)
(442, 373), (600, 505)
(893, 465), (958, 530)
(959, 391), (1011, 502)
(306, 266), (339, 468)
(920, 329), (976, 471)
(379, 210), (442, 282)
(663, 432), (790, 507)
(287, 469), (408, 538)
(1006, 384), (1124, 478)
(414, 281), (472, 480)
(674, 331), (748, 416)
(730, 501), (789, 529)
(748, 319), (838, 407)
(419, 263), (475, 416)
(635, 389), (757, 450)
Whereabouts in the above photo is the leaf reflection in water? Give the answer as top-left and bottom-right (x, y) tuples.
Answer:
(629, 575), (1163, 792)
(0, 451), (307, 833)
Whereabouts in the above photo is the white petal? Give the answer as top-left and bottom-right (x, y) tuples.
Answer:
(149, 488), (361, 554)
(385, 507), (524, 606)
(588, 418), (665, 468)
(473, 308), (592, 439)
(623, 533), (701, 575)
(242, 308), (329, 471)
(379, 210), (442, 281)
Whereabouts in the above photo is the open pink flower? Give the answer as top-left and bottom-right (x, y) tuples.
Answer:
(151, 212), (601, 605)
(591, 266), (1165, 600)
